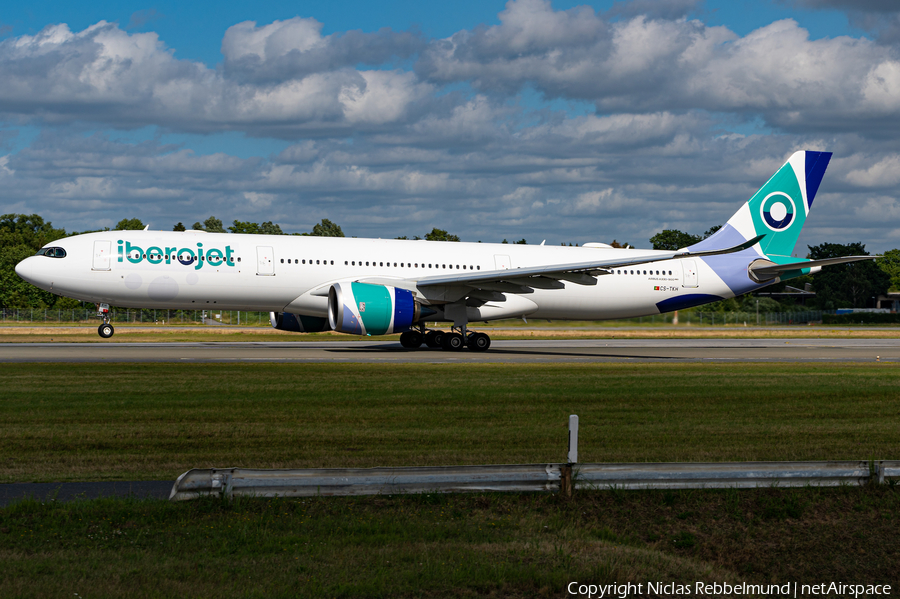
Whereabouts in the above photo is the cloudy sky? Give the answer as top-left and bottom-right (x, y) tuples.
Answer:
(1, 0), (899, 252)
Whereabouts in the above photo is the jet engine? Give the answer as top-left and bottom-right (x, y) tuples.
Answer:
(269, 312), (330, 332)
(328, 282), (432, 335)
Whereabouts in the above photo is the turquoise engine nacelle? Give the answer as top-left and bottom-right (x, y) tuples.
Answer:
(269, 312), (330, 333)
(327, 282), (432, 335)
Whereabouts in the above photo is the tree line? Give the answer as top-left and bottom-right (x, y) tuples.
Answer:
(2, 213), (898, 312)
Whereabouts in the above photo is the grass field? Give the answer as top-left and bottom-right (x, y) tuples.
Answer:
(1, 362), (898, 483)
(2, 486), (898, 597)
(2, 361), (899, 595)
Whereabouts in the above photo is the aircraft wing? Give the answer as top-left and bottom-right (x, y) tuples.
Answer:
(408, 235), (765, 294)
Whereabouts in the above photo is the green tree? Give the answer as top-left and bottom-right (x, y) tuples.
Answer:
(229, 220), (260, 234)
(514, 239), (527, 245)
(0, 214), (68, 249)
(424, 228), (459, 242)
(310, 219), (344, 237)
(650, 229), (702, 251)
(192, 216), (226, 233)
(173, 222), (186, 232)
(808, 242), (889, 309)
(229, 220), (285, 235)
(260, 221), (284, 235)
(877, 249), (900, 292)
(115, 218), (144, 230)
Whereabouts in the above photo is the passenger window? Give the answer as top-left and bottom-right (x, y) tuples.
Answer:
(316, 260), (320, 264)
(281, 259), (285, 263)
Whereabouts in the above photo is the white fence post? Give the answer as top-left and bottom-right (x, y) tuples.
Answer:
(568, 414), (579, 464)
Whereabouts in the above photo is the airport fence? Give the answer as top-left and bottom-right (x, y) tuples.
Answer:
(0, 307), (832, 327)
(0, 308), (272, 326)
(566, 310), (828, 326)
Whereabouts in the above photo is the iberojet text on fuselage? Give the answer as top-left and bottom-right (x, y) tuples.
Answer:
(119, 240), (238, 270)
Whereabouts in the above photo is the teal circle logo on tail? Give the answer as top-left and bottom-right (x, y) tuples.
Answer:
(760, 192), (795, 231)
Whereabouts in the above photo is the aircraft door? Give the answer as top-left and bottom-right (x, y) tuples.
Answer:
(494, 255), (510, 270)
(92, 240), (112, 271)
(257, 246), (275, 276)
(682, 259), (698, 288)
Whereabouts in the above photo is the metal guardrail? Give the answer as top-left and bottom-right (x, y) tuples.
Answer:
(876, 460), (900, 484)
(169, 464), (562, 501)
(169, 460), (896, 501)
(574, 461), (870, 490)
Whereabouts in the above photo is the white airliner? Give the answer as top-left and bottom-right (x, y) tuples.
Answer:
(16, 150), (872, 351)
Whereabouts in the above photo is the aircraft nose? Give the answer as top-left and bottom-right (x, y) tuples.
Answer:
(15, 256), (48, 288)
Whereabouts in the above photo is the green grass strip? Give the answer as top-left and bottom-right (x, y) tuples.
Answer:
(2, 486), (898, 597)
(1, 363), (898, 483)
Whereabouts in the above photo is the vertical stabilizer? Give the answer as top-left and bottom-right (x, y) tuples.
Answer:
(693, 151), (832, 259)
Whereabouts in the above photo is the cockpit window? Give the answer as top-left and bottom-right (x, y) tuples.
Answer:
(36, 247), (66, 258)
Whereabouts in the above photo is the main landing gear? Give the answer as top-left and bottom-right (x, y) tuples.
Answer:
(96, 303), (114, 338)
(399, 326), (491, 352)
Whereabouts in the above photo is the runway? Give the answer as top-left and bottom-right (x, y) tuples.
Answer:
(0, 338), (897, 363)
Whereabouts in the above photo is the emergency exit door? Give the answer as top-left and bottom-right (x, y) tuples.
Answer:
(257, 246), (275, 276)
(92, 240), (111, 271)
(682, 259), (698, 288)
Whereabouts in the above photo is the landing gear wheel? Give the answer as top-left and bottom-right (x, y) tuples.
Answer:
(424, 330), (444, 348)
(98, 323), (114, 339)
(400, 330), (424, 349)
(441, 332), (464, 351)
(468, 332), (491, 352)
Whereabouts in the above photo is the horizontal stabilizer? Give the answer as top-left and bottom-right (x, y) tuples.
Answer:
(749, 255), (875, 282)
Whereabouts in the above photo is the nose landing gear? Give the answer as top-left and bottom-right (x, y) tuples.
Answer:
(96, 303), (114, 338)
